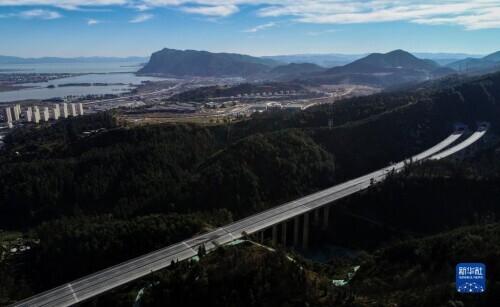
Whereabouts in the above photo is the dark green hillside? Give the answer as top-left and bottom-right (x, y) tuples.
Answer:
(302, 50), (453, 87)
(271, 62), (325, 74)
(0, 121), (336, 230)
(350, 49), (439, 71)
(140, 243), (337, 307)
(169, 82), (304, 102)
(448, 50), (500, 74)
(89, 223), (500, 307)
(191, 130), (335, 215)
(350, 223), (500, 306)
(268, 62), (326, 80)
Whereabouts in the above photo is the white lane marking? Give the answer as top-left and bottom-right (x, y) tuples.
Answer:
(182, 242), (198, 254)
(67, 284), (79, 303)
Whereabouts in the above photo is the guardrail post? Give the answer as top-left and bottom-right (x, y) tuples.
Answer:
(302, 212), (309, 249)
(293, 216), (299, 247)
(322, 205), (330, 230)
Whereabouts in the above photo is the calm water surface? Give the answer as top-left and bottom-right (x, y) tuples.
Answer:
(0, 62), (166, 103)
(0, 62), (143, 74)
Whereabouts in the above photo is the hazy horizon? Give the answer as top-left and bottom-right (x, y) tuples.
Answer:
(0, 50), (490, 59)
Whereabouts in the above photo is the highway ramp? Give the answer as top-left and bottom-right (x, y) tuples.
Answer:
(429, 129), (487, 160)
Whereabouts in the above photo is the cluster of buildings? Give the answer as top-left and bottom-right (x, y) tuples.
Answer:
(4, 102), (84, 128)
(235, 90), (298, 98)
(251, 101), (309, 113)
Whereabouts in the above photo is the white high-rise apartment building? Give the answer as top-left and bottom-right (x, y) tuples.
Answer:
(62, 103), (69, 118)
(26, 107), (33, 122)
(13, 104), (20, 121)
(78, 103), (84, 116)
(53, 104), (61, 120)
(43, 107), (50, 122)
(70, 103), (77, 117)
(5, 107), (12, 123)
(34, 106), (41, 123)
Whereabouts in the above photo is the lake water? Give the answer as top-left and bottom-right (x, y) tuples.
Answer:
(0, 74), (167, 103)
(0, 62), (167, 103)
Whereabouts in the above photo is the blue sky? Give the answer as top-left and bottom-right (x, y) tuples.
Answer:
(1, 1), (500, 57)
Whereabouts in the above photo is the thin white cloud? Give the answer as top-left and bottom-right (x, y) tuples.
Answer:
(306, 28), (339, 36)
(0, 1), (128, 7)
(1, 1), (500, 30)
(182, 5), (238, 17)
(256, 1), (500, 30)
(133, 4), (151, 11)
(244, 22), (277, 33)
(19, 9), (62, 20)
(87, 18), (101, 25)
(129, 13), (153, 23)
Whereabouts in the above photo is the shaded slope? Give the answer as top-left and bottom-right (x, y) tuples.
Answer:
(138, 48), (278, 77)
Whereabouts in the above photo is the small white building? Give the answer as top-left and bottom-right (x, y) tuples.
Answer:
(205, 102), (218, 109)
(251, 104), (267, 112)
(5, 107), (12, 123)
(266, 101), (283, 111)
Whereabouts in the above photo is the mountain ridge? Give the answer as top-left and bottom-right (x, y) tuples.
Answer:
(447, 50), (500, 73)
(138, 48), (280, 77)
(299, 49), (454, 87)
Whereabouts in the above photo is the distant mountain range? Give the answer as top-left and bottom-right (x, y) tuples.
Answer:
(299, 50), (455, 87)
(0, 55), (149, 64)
(138, 48), (465, 87)
(413, 53), (483, 66)
(266, 63), (326, 81)
(138, 48), (280, 77)
(447, 51), (500, 74)
(263, 54), (365, 68)
(15, 48), (493, 89)
(264, 52), (483, 67)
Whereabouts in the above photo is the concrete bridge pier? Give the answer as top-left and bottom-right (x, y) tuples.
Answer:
(314, 208), (320, 225)
(281, 222), (287, 245)
(322, 205), (330, 230)
(293, 216), (300, 246)
(302, 212), (309, 249)
(253, 205), (331, 249)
